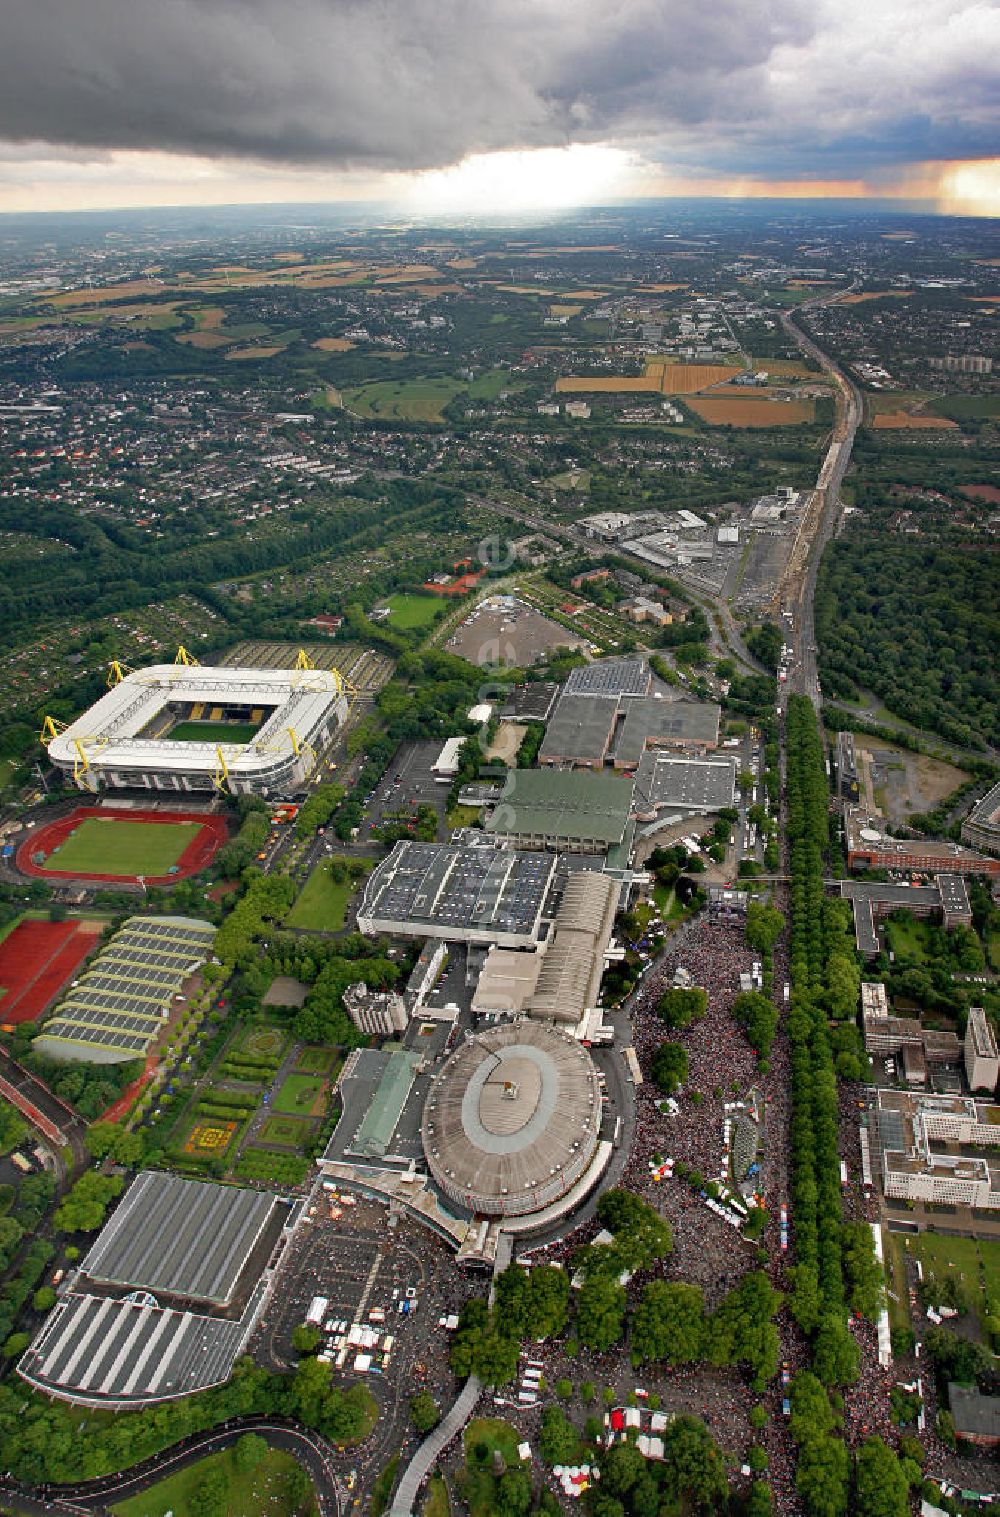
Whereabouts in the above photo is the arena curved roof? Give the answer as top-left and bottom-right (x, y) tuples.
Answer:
(422, 1020), (602, 1217)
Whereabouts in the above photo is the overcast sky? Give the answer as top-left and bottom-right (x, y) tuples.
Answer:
(1, 0), (998, 213)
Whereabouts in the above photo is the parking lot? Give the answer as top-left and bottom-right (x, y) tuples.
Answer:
(357, 739), (451, 841)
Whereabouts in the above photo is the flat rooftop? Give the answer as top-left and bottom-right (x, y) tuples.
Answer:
(539, 693), (618, 765)
(357, 840), (557, 943)
(487, 768), (634, 848)
(632, 751), (736, 814)
(615, 697), (721, 766)
(563, 658), (651, 699)
(81, 1171), (280, 1305)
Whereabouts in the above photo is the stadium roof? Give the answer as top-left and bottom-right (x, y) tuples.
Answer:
(632, 751), (736, 815)
(19, 1289), (263, 1407)
(46, 663), (346, 783)
(564, 657), (651, 699)
(81, 1172), (280, 1304)
(34, 916), (215, 1064)
(356, 840), (557, 945)
(487, 768), (633, 849)
(538, 693), (618, 765)
(614, 697), (720, 766)
(422, 1020), (603, 1217)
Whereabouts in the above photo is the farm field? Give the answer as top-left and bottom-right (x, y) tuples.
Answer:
(686, 395), (814, 426)
(0, 918), (102, 1025)
(165, 720), (259, 743)
(111, 1444), (311, 1517)
(841, 290), (915, 304)
(649, 361), (743, 393)
(384, 592), (444, 629)
(872, 412), (957, 430)
(36, 818), (201, 877)
(927, 393), (1000, 420)
(312, 336), (354, 351)
(284, 858), (370, 932)
(225, 345), (283, 361)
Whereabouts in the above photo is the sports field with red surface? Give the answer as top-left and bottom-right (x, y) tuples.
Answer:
(0, 918), (101, 1025)
(16, 806), (227, 885)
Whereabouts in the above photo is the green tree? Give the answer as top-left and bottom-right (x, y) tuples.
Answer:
(539, 1405), (578, 1465)
(292, 1323), (322, 1356)
(576, 1274), (626, 1352)
(650, 1040), (688, 1094)
(410, 1391), (440, 1434)
(788, 1371), (836, 1446)
(855, 1436), (909, 1517)
(233, 1433), (267, 1473)
(795, 1436), (849, 1517)
(631, 1281), (706, 1365)
(32, 1287), (56, 1313)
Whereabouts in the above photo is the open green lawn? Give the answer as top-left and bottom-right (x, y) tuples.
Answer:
(259, 1113), (313, 1147)
(273, 1072), (326, 1116)
(883, 915), (932, 965)
(295, 1045), (339, 1074)
(342, 378), (462, 423)
(166, 720), (260, 743)
(384, 592), (444, 630)
(422, 1474), (450, 1517)
(285, 857), (370, 932)
(40, 819), (201, 876)
(111, 1444), (311, 1517)
(901, 1232), (1000, 1333)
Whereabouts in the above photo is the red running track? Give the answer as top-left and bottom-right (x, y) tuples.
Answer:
(15, 806), (229, 886)
(0, 919), (98, 1025)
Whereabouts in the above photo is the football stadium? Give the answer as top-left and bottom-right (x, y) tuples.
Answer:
(45, 662), (349, 797)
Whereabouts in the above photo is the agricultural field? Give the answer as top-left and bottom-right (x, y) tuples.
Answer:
(872, 412), (957, 430)
(686, 395), (814, 426)
(383, 592), (444, 629)
(284, 858), (371, 932)
(35, 818), (201, 877)
(841, 290), (915, 304)
(165, 720), (260, 743)
(111, 1443), (312, 1517)
(927, 393), (1000, 421)
(225, 345), (283, 361)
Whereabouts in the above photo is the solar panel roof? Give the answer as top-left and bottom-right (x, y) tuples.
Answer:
(34, 915), (215, 1065)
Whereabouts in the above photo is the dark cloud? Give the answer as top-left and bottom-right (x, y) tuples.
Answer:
(0, 0), (996, 179)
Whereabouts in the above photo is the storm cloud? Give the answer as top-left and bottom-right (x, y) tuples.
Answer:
(0, 0), (997, 181)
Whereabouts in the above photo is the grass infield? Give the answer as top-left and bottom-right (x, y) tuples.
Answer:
(165, 720), (260, 743)
(38, 819), (200, 877)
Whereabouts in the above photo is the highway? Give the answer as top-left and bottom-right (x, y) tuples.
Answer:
(777, 287), (863, 715)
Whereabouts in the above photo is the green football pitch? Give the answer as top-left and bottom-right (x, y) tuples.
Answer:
(165, 721), (259, 743)
(41, 819), (202, 876)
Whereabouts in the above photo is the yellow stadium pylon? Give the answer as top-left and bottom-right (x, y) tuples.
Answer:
(40, 715), (66, 743)
(175, 645), (200, 666)
(106, 660), (132, 687)
(295, 648), (316, 671)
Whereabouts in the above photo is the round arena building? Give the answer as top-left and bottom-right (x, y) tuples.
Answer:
(421, 1020), (603, 1218)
